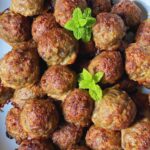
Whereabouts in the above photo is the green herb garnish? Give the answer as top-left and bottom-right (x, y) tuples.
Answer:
(78, 69), (104, 101)
(64, 7), (96, 42)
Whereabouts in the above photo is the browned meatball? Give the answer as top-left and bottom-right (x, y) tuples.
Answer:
(11, 84), (45, 109)
(92, 88), (136, 130)
(6, 108), (28, 143)
(67, 145), (90, 150)
(122, 118), (150, 150)
(0, 79), (14, 108)
(91, 0), (111, 16)
(112, 0), (142, 27)
(86, 125), (121, 150)
(0, 49), (39, 89)
(32, 13), (58, 42)
(38, 28), (78, 66)
(54, 0), (87, 27)
(125, 43), (150, 88)
(136, 19), (150, 46)
(20, 99), (59, 139)
(0, 11), (31, 44)
(88, 51), (123, 84)
(63, 89), (94, 127)
(92, 13), (126, 50)
(18, 140), (54, 150)
(41, 65), (76, 101)
(10, 0), (45, 16)
(52, 124), (83, 150)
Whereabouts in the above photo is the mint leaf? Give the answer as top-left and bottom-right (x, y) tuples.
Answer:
(93, 71), (104, 83)
(83, 8), (92, 18)
(78, 18), (87, 27)
(86, 17), (96, 27)
(73, 7), (83, 27)
(79, 80), (95, 89)
(64, 19), (76, 31)
(81, 69), (92, 80)
(89, 85), (103, 101)
(73, 27), (84, 40)
(81, 28), (92, 43)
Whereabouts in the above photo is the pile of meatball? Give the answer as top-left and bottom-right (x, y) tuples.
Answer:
(0, 0), (150, 149)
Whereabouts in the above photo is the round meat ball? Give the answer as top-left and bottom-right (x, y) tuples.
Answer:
(11, 84), (45, 109)
(67, 145), (90, 150)
(136, 19), (150, 46)
(52, 124), (83, 150)
(38, 28), (78, 66)
(125, 43), (150, 88)
(122, 118), (150, 150)
(0, 11), (31, 44)
(32, 13), (58, 42)
(10, 0), (45, 16)
(86, 125), (121, 150)
(18, 140), (54, 150)
(0, 49), (39, 89)
(6, 108), (28, 143)
(92, 88), (136, 130)
(20, 99), (59, 139)
(63, 89), (94, 127)
(54, 0), (87, 27)
(111, 0), (142, 27)
(92, 12), (126, 50)
(88, 51), (123, 84)
(91, 0), (111, 16)
(41, 65), (76, 101)
(0, 79), (14, 108)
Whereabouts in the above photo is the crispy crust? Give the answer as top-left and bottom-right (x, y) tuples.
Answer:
(10, 0), (45, 16)
(41, 65), (76, 101)
(20, 99), (59, 139)
(0, 49), (40, 89)
(125, 43), (150, 88)
(52, 124), (83, 149)
(32, 13), (58, 42)
(112, 0), (142, 27)
(38, 28), (78, 66)
(88, 51), (123, 84)
(92, 13), (125, 50)
(63, 89), (94, 127)
(92, 88), (136, 130)
(6, 108), (28, 143)
(86, 125), (121, 150)
(54, 0), (87, 27)
(122, 118), (150, 150)
(67, 145), (90, 150)
(0, 11), (31, 43)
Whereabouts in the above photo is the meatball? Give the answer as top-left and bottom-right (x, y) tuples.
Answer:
(112, 0), (142, 27)
(52, 124), (83, 149)
(92, 12), (126, 50)
(0, 11), (31, 44)
(38, 28), (78, 66)
(6, 108), (28, 143)
(67, 145), (90, 150)
(10, 0), (45, 16)
(54, 0), (87, 27)
(0, 80), (14, 108)
(0, 48), (39, 89)
(92, 88), (136, 130)
(32, 13), (58, 42)
(41, 65), (76, 101)
(20, 99), (59, 139)
(18, 140), (54, 150)
(63, 89), (94, 127)
(91, 0), (111, 16)
(122, 118), (150, 150)
(86, 125), (121, 150)
(11, 84), (45, 109)
(125, 43), (150, 88)
(88, 51), (123, 84)
(136, 19), (150, 46)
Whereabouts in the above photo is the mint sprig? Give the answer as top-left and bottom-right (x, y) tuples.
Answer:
(64, 7), (96, 42)
(78, 69), (104, 101)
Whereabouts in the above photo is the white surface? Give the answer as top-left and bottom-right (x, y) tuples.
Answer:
(0, 0), (150, 150)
